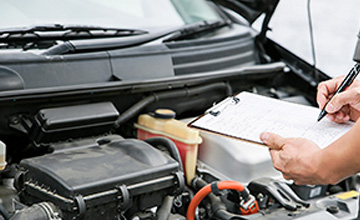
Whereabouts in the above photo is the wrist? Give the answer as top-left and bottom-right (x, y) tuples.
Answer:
(315, 149), (346, 185)
(312, 149), (333, 185)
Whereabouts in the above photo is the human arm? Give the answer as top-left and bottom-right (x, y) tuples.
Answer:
(316, 119), (360, 184)
(260, 119), (360, 185)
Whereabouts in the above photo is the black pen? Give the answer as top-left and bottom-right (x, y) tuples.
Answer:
(317, 63), (360, 122)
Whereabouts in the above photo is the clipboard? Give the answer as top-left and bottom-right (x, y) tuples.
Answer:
(188, 92), (353, 148)
(187, 95), (260, 144)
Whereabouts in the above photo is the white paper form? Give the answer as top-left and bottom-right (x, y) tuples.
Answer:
(190, 92), (353, 148)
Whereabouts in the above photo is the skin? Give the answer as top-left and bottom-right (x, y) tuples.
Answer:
(260, 76), (360, 185)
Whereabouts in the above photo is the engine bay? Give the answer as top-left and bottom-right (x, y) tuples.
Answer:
(0, 68), (358, 220)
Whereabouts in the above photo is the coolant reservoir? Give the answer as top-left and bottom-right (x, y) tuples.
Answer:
(0, 141), (6, 170)
(135, 109), (202, 184)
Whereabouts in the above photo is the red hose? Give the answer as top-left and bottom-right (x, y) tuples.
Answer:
(187, 181), (255, 220)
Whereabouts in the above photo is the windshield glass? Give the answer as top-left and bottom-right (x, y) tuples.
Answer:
(0, 0), (221, 31)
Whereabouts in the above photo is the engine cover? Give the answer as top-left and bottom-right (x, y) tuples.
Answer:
(15, 136), (184, 219)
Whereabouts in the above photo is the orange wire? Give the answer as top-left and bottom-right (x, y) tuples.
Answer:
(186, 181), (245, 220)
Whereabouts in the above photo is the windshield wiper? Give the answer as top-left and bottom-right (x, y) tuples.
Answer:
(0, 24), (148, 42)
(162, 20), (230, 42)
(42, 20), (230, 55)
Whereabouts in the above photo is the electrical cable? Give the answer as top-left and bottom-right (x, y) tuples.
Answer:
(187, 180), (259, 220)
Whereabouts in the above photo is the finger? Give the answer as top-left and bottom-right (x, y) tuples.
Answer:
(317, 83), (331, 108)
(333, 115), (351, 124)
(326, 89), (360, 113)
(341, 106), (351, 122)
(283, 174), (292, 180)
(343, 115), (351, 122)
(331, 110), (351, 123)
(326, 105), (348, 121)
(335, 111), (345, 120)
(260, 132), (286, 150)
(269, 149), (283, 171)
(327, 114), (336, 122)
(294, 179), (314, 186)
(317, 77), (345, 108)
(293, 180), (303, 185)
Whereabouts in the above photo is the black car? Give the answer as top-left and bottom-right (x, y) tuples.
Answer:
(0, 0), (359, 219)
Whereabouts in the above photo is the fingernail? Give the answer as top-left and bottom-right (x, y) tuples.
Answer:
(326, 103), (334, 112)
(260, 132), (270, 144)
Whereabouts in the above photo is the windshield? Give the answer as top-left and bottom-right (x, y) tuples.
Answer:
(0, 0), (221, 31)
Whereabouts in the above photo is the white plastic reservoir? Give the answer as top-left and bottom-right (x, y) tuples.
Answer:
(197, 131), (281, 184)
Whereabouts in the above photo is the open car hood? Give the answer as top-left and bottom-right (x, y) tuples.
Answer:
(212, 0), (279, 24)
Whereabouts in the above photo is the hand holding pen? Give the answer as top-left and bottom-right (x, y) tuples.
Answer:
(317, 63), (360, 123)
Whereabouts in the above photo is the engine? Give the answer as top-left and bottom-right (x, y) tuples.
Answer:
(0, 86), (359, 220)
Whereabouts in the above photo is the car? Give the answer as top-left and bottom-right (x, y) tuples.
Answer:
(0, 0), (359, 219)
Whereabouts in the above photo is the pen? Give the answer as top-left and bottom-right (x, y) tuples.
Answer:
(317, 63), (360, 121)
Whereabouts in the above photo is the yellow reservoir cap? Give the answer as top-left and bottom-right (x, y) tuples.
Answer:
(154, 109), (176, 119)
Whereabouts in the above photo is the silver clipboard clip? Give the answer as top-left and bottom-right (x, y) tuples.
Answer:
(206, 96), (240, 116)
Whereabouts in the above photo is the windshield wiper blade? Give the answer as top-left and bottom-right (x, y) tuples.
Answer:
(42, 20), (230, 55)
(0, 24), (148, 35)
(0, 24), (148, 42)
(162, 20), (230, 42)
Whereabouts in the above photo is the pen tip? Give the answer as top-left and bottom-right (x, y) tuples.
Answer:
(317, 111), (326, 122)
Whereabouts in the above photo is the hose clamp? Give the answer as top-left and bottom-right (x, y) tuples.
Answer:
(240, 195), (258, 214)
(38, 202), (62, 220)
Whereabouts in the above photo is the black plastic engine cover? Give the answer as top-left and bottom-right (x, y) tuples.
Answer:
(30, 102), (120, 145)
(15, 136), (183, 219)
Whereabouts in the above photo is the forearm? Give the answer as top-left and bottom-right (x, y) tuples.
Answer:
(318, 120), (360, 184)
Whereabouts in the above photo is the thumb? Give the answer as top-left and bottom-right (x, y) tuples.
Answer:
(326, 89), (359, 113)
(260, 132), (286, 150)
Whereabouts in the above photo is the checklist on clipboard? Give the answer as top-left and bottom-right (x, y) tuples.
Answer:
(188, 92), (353, 148)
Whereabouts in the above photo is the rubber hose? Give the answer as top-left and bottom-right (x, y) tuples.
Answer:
(0, 204), (10, 220)
(192, 178), (247, 220)
(187, 181), (246, 220)
(114, 82), (232, 127)
(207, 194), (247, 220)
(10, 202), (61, 220)
(144, 137), (184, 172)
(156, 196), (174, 220)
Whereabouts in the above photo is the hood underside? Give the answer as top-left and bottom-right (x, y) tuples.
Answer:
(211, 0), (280, 24)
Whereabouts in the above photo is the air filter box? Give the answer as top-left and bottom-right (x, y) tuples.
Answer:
(15, 136), (184, 220)
(29, 102), (119, 145)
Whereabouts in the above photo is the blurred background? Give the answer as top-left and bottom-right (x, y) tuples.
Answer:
(254, 0), (360, 78)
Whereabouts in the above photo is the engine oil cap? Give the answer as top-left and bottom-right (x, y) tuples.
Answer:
(326, 205), (339, 214)
(154, 109), (176, 119)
